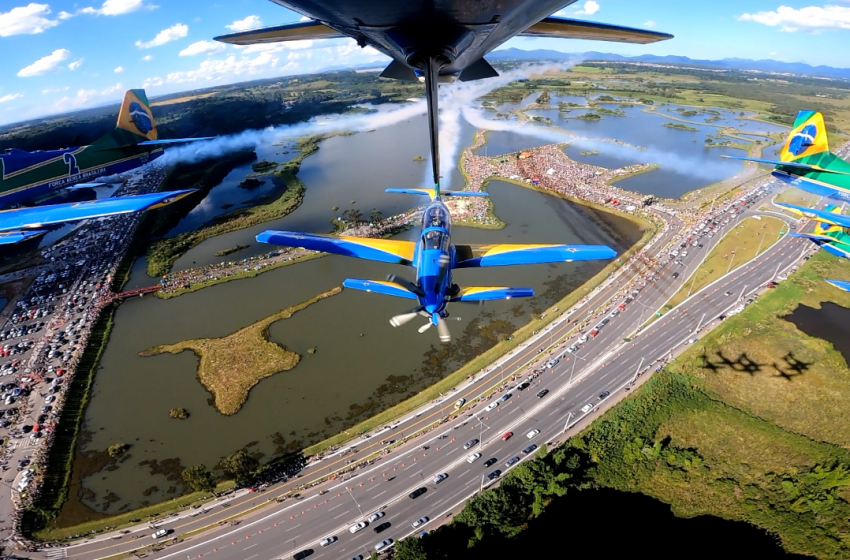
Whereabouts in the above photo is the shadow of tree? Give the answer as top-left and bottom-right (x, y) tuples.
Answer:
(702, 350), (812, 382)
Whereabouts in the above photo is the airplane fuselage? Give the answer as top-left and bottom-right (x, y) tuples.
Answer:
(414, 198), (456, 317)
(0, 144), (164, 207)
(271, 0), (578, 79)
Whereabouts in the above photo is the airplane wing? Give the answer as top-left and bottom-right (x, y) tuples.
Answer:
(775, 202), (850, 228)
(518, 17), (673, 44)
(721, 155), (850, 175)
(450, 287), (534, 302)
(342, 279), (419, 299)
(827, 279), (850, 292)
(214, 20), (345, 45)
(454, 243), (616, 268)
(138, 137), (215, 146)
(0, 190), (195, 235)
(256, 230), (415, 265)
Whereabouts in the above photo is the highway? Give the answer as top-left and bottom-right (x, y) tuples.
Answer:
(39, 179), (813, 560)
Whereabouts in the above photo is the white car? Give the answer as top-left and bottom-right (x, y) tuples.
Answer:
(526, 429), (540, 439)
(151, 529), (168, 539)
(412, 516), (430, 529)
(484, 402), (498, 412)
(578, 335), (588, 344)
(432, 473), (448, 484)
(367, 511), (385, 523)
(375, 539), (394, 552)
(349, 521), (368, 533)
(466, 453), (482, 464)
(581, 403), (594, 413)
(319, 536), (338, 547)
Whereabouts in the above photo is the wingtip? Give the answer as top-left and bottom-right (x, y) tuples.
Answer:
(256, 230), (276, 244)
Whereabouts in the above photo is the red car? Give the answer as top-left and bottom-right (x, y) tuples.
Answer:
(589, 328), (600, 337)
(502, 432), (513, 441)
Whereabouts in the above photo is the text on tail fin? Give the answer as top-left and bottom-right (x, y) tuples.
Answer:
(781, 110), (828, 162)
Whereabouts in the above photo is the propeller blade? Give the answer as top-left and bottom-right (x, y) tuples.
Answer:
(386, 274), (425, 297)
(390, 311), (421, 327)
(418, 322), (433, 334)
(435, 314), (451, 343)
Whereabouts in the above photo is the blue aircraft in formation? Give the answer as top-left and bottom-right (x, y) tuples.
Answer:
(257, 187), (616, 342)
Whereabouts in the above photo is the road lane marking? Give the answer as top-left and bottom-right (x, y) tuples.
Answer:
(243, 544), (257, 550)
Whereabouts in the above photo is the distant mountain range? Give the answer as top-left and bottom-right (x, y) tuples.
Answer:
(488, 48), (850, 80)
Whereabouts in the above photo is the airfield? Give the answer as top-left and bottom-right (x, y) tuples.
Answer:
(1, 68), (850, 559)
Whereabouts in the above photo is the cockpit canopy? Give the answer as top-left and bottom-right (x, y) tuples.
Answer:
(422, 204), (450, 231)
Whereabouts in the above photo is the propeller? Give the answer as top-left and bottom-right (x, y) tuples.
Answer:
(386, 273), (425, 297)
(390, 306), (427, 327)
(416, 313), (451, 343)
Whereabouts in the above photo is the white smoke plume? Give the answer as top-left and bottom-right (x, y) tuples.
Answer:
(461, 107), (737, 181)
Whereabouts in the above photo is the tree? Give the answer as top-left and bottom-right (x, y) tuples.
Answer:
(183, 464), (216, 493)
(108, 443), (129, 457)
(221, 450), (259, 485)
(370, 209), (383, 224)
(395, 536), (428, 560)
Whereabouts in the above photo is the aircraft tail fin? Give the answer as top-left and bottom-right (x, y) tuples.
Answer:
(91, 89), (158, 150)
(780, 110), (830, 162)
(385, 187), (489, 201)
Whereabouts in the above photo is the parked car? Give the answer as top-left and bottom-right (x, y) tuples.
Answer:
(412, 517), (429, 529)
(367, 511), (385, 523)
(463, 439), (479, 450)
(349, 522), (368, 533)
(375, 539), (394, 553)
(432, 473), (448, 484)
(522, 444), (538, 455)
(319, 536), (338, 547)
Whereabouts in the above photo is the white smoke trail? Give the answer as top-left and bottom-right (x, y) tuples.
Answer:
(461, 107), (736, 181)
(156, 99), (428, 166)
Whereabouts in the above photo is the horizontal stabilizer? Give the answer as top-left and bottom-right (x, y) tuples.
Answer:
(827, 279), (850, 292)
(459, 58), (499, 82)
(138, 137), (214, 146)
(0, 189), (195, 233)
(773, 172), (850, 201)
(519, 17), (672, 44)
(450, 286), (534, 302)
(720, 155), (850, 175)
(775, 202), (850, 228)
(385, 187), (489, 200)
(256, 230), (415, 265)
(820, 243), (850, 259)
(454, 243), (616, 268)
(0, 230), (48, 245)
(342, 279), (419, 300)
(214, 20), (345, 45)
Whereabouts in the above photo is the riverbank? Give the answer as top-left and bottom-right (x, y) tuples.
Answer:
(140, 287), (341, 415)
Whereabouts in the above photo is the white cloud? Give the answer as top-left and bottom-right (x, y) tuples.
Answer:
(643, 20), (656, 28)
(58, 10), (73, 19)
(179, 40), (226, 56)
(739, 5), (850, 32)
(142, 54), (153, 61)
(299, 16), (311, 22)
(0, 93), (24, 104)
(114, 66), (124, 73)
(226, 15), (262, 31)
(576, 1), (600, 16)
(101, 82), (123, 95)
(80, 0), (155, 16)
(769, 51), (778, 55)
(0, 3), (60, 36)
(68, 59), (83, 70)
(135, 23), (188, 48)
(41, 86), (69, 94)
(17, 48), (71, 77)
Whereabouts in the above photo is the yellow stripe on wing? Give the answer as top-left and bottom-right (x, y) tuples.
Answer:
(457, 286), (511, 296)
(477, 244), (559, 257)
(338, 237), (416, 262)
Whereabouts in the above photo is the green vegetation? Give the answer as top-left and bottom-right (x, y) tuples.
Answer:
(665, 217), (785, 309)
(141, 287), (341, 415)
(214, 244), (250, 257)
(169, 408), (189, 419)
(251, 160), (277, 172)
(575, 112), (601, 120)
(182, 464), (215, 493)
(596, 107), (625, 117)
(663, 122), (698, 132)
(579, 150), (599, 156)
(220, 450), (259, 485)
(238, 177), (265, 189)
(107, 443), (129, 458)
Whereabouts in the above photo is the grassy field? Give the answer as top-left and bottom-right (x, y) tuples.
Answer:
(666, 216), (785, 309)
(141, 287), (341, 415)
(774, 185), (823, 208)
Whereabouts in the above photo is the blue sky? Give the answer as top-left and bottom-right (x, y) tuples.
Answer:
(1, 0), (849, 125)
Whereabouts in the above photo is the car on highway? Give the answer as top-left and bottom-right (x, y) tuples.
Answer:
(505, 456), (520, 467)
(546, 358), (559, 368)
(367, 511), (385, 523)
(467, 453), (481, 463)
(293, 549), (313, 560)
(517, 381), (530, 391)
(463, 439), (479, 450)
(409, 487), (428, 499)
(589, 328), (600, 337)
(454, 398), (465, 409)
(523, 444), (538, 455)
(537, 389), (549, 398)
(319, 536), (338, 547)
(484, 402), (498, 412)
(347, 556), (364, 560)
(487, 469), (502, 480)
(483, 458), (498, 468)
(499, 393), (512, 402)
(412, 516), (429, 528)
(349, 521), (368, 533)
(609, 309), (619, 317)
(581, 403), (594, 413)
(373, 522), (391, 533)
(688, 338), (699, 344)
(578, 334), (588, 344)
(375, 539), (394, 553)
(501, 431), (513, 441)
(432, 473), (448, 484)
(151, 529), (168, 539)
(724, 291), (732, 296)
(599, 391), (610, 399)
(527, 429), (540, 439)
(672, 272), (680, 278)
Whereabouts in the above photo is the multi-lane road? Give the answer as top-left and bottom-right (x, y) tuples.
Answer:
(39, 180), (814, 560)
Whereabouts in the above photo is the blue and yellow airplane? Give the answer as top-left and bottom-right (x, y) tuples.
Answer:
(257, 187), (616, 342)
(722, 110), (850, 202)
(777, 203), (850, 260)
(827, 279), (850, 292)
